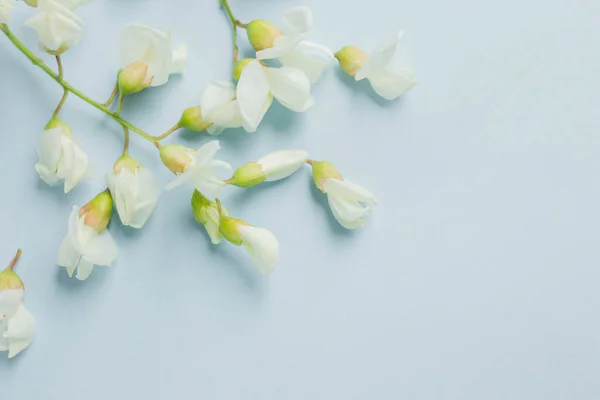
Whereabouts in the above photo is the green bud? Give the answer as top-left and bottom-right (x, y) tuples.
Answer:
(80, 190), (113, 232)
(118, 61), (153, 96)
(219, 216), (247, 246)
(24, 0), (38, 6)
(335, 46), (370, 77)
(160, 144), (193, 174)
(246, 20), (283, 51)
(45, 117), (72, 137)
(233, 58), (255, 81)
(113, 155), (140, 174)
(0, 250), (24, 291)
(309, 160), (343, 192)
(179, 106), (212, 131)
(192, 191), (230, 245)
(225, 162), (266, 188)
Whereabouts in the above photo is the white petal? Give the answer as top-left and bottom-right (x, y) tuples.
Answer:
(327, 195), (372, 229)
(35, 128), (63, 184)
(120, 23), (173, 87)
(82, 230), (118, 267)
(283, 6), (312, 34)
(207, 100), (243, 131)
(278, 41), (334, 84)
(57, 235), (80, 277)
(58, 136), (88, 193)
(0, 290), (24, 320)
(25, 0), (84, 51)
(367, 66), (417, 100)
(355, 31), (404, 81)
(239, 225), (279, 275)
(5, 304), (35, 359)
(171, 43), (187, 74)
(264, 66), (313, 112)
(323, 178), (378, 204)
(0, 0), (16, 25)
(165, 172), (191, 191)
(201, 81), (237, 117)
(256, 35), (302, 60)
(257, 150), (309, 181)
(108, 168), (159, 229)
(203, 206), (223, 245)
(75, 258), (95, 281)
(236, 60), (271, 132)
(55, 0), (90, 9)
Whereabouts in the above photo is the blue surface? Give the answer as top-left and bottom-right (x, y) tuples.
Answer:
(1, 0), (600, 398)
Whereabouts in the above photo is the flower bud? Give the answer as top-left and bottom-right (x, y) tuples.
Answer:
(179, 106), (212, 131)
(118, 61), (153, 95)
(225, 162), (266, 188)
(0, 250), (24, 291)
(191, 190), (228, 244)
(233, 58), (255, 81)
(79, 189), (113, 232)
(246, 20), (283, 52)
(45, 117), (73, 137)
(24, 0), (38, 6)
(160, 144), (193, 174)
(113, 155), (139, 174)
(335, 46), (370, 77)
(309, 160), (343, 192)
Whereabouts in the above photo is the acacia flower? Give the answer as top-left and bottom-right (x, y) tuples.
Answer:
(25, 0), (85, 53)
(226, 149), (309, 188)
(218, 201), (279, 275)
(236, 59), (313, 132)
(57, 191), (118, 280)
(120, 23), (187, 88)
(161, 141), (231, 201)
(106, 155), (160, 229)
(336, 31), (417, 100)
(0, 250), (36, 359)
(310, 160), (378, 229)
(35, 120), (89, 193)
(255, 6), (334, 84)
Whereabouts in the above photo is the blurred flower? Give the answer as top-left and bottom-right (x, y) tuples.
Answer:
(310, 160), (378, 229)
(120, 23), (187, 88)
(226, 149), (309, 188)
(236, 59), (313, 132)
(336, 31), (417, 100)
(0, 0), (16, 24)
(106, 156), (159, 229)
(161, 141), (231, 201)
(25, 0), (84, 53)
(57, 192), (118, 280)
(35, 120), (89, 193)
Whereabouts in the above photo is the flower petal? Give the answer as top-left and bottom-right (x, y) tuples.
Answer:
(171, 43), (187, 74)
(236, 60), (271, 132)
(239, 225), (279, 275)
(58, 136), (88, 193)
(256, 35), (302, 60)
(323, 178), (378, 204)
(367, 66), (417, 100)
(257, 150), (309, 181)
(327, 195), (372, 229)
(201, 81), (237, 117)
(264, 66), (313, 112)
(82, 230), (118, 267)
(355, 31), (404, 81)
(75, 258), (95, 281)
(0, 290), (24, 321)
(283, 6), (312, 34)
(5, 304), (35, 359)
(278, 41), (334, 84)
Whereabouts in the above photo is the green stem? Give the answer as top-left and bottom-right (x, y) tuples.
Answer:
(154, 122), (181, 142)
(122, 126), (130, 155)
(52, 56), (69, 118)
(219, 0), (244, 62)
(117, 94), (125, 115)
(103, 82), (119, 107)
(0, 24), (156, 145)
(6, 249), (22, 271)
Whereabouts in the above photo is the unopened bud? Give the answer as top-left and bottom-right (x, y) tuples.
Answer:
(191, 191), (229, 244)
(179, 106), (212, 131)
(118, 61), (153, 95)
(45, 117), (72, 137)
(335, 46), (370, 77)
(160, 144), (193, 174)
(308, 160), (343, 192)
(214, 199), (247, 246)
(0, 250), (24, 291)
(113, 155), (139, 174)
(80, 190), (113, 232)
(246, 20), (283, 52)
(225, 162), (266, 188)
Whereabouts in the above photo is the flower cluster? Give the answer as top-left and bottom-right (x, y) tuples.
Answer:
(0, 0), (415, 357)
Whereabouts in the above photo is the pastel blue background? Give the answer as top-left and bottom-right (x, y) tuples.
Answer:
(1, 0), (600, 398)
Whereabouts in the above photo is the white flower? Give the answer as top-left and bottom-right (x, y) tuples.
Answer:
(106, 166), (159, 229)
(163, 141), (231, 201)
(0, 289), (23, 321)
(257, 149), (309, 181)
(323, 178), (378, 229)
(237, 60), (313, 132)
(0, 304), (36, 359)
(120, 23), (187, 87)
(57, 206), (118, 280)
(200, 81), (243, 135)
(25, 0), (84, 52)
(0, 0), (16, 24)
(35, 127), (89, 193)
(256, 7), (334, 84)
(355, 31), (417, 100)
(238, 225), (279, 275)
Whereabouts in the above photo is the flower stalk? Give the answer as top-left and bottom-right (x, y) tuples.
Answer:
(219, 0), (245, 62)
